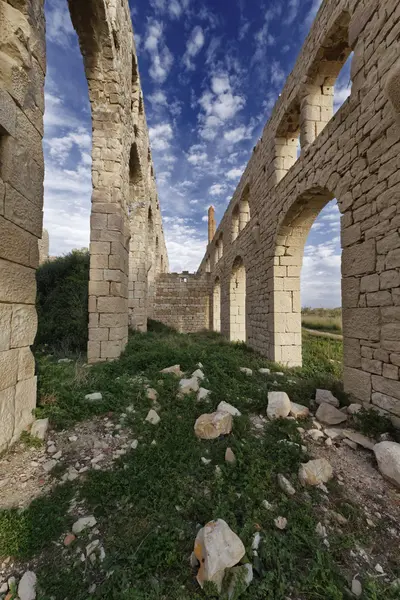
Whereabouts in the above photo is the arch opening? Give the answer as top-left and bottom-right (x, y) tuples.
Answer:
(230, 257), (246, 343)
(215, 233), (224, 263)
(213, 278), (221, 332)
(271, 188), (340, 367)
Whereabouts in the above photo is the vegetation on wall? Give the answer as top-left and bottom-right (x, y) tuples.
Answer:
(35, 250), (89, 354)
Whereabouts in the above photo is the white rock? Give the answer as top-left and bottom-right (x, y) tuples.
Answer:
(192, 369), (205, 381)
(225, 448), (236, 464)
(324, 428), (344, 440)
(375, 563), (384, 574)
(315, 389), (340, 408)
(43, 459), (57, 473)
(263, 500), (273, 510)
(145, 409), (161, 425)
(197, 362), (204, 369)
(373, 442), (400, 489)
(227, 564), (253, 599)
(85, 392), (102, 402)
(194, 519), (245, 592)
(86, 539), (100, 557)
(308, 429), (325, 442)
(18, 571), (37, 600)
(30, 419), (49, 441)
(201, 457), (211, 465)
(69, 435), (78, 442)
(179, 377), (200, 395)
(251, 532), (261, 552)
(351, 577), (362, 597)
(195, 412), (233, 439)
(316, 403), (347, 426)
(53, 451), (62, 460)
(0, 582), (8, 594)
(72, 516), (97, 535)
(274, 516), (287, 530)
(325, 437), (333, 447)
(58, 358), (72, 364)
(343, 439), (357, 450)
(240, 367), (253, 376)
(275, 372), (284, 377)
(146, 388), (158, 401)
(160, 364), (183, 377)
(290, 402), (309, 419)
(343, 430), (374, 450)
(217, 401), (241, 417)
(131, 440), (138, 449)
(259, 368), (270, 375)
(197, 388), (211, 402)
(277, 474), (295, 496)
(47, 445), (57, 454)
(348, 403), (362, 415)
(315, 522), (327, 538)
(91, 454), (105, 465)
(267, 392), (291, 420)
(298, 459), (333, 486)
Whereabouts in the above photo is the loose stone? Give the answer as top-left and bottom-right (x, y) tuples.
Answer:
(267, 392), (291, 420)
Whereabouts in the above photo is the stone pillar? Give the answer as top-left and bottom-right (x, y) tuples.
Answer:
(300, 83), (334, 149)
(38, 228), (49, 264)
(208, 205), (216, 242)
(274, 136), (299, 184)
(0, 0), (46, 451)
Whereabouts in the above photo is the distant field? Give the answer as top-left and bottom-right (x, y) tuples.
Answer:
(301, 307), (342, 334)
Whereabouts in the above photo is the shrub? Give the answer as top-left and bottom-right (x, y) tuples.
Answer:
(35, 250), (89, 354)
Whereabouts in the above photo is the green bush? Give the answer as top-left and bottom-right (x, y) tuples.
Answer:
(35, 250), (89, 354)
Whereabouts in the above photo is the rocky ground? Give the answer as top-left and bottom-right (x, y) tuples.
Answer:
(0, 329), (399, 599)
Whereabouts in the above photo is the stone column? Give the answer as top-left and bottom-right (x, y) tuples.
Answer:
(208, 205), (216, 242)
(299, 83), (334, 149)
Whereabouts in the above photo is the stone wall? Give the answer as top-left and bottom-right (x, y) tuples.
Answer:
(38, 228), (49, 264)
(197, 0), (400, 425)
(0, 0), (168, 450)
(153, 273), (209, 333)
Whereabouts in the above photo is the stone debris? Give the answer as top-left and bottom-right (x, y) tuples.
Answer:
(195, 412), (233, 440)
(194, 519), (245, 592)
(315, 389), (339, 408)
(42, 459), (57, 473)
(146, 388), (158, 401)
(347, 403), (362, 415)
(373, 442), (400, 489)
(325, 437), (333, 447)
(316, 403), (347, 426)
(17, 571), (37, 600)
(239, 367), (252, 376)
(225, 448), (236, 464)
(197, 388), (211, 402)
(85, 392), (102, 402)
(227, 564), (253, 599)
(86, 539), (100, 557)
(266, 391), (291, 420)
(30, 419), (49, 441)
(145, 410), (161, 425)
(308, 429), (325, 442)
(343, 439), (358, 450)
(58, 358), (72, 364)
(131, 440), (138, 449)
(298, 459), (333, 486)
(201, 457), (211, 465)
(72, 516), (97, 535)
(277, 474), (295, 496)
(274, 516), (287, 530)
(179, 377), (200, 395)
(69, 435), (78, 442)
(324, 428), (344, 440)
(258, 368), (270, 375)
(63, 533), (76, 546)
(263, 500), (273, 510)
(342, 430), (374, 450)
(160, 365), (183, 377)
(351, 577), (362, 597)
(192, 369), (205, 381)
(217, 401), (241, 417)
(315, 522), (327, 538)
(290, 402), (309, 419)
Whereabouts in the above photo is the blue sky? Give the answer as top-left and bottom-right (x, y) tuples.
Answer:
(43, 0), (351, 307)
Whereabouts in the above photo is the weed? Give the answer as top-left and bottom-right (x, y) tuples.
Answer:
(353, 407), (398, 441)
(20, 431), (43, 449)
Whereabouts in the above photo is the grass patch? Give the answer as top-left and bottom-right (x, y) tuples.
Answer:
(1, 325), (397, 598)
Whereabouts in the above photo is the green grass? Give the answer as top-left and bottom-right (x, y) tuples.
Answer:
(0, 325), (398, 599)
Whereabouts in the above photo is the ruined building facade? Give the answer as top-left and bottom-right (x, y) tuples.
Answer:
(0, 0), (167, 451)
(155, 0), (400, 427)
(1, 0), (400, 450)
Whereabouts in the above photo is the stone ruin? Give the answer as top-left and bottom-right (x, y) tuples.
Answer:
(1, 0), (400, 450)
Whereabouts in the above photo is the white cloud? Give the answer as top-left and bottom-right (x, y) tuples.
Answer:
(144, 20), (174, 83)
(149, 122), (174, 151)
(304, 0), (323, 30)
(183, 26), (205, 70)
(45, 129), (91, 164)
(301, 245), (341, 308)
(46, 0), (75, 48)
(148, 90), (168, 106)
(334, 83), (351, 111)
(271, 60), (285, 87)
(284, 0), (300, 25)
(198, 73), (245, 140)
(163, 217), (207, 272)
(226, 167), (244, 180)
(224, 125), (253, 144)
(209, 184), (226, 196)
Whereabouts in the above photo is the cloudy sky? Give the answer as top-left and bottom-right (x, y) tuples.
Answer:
(43, 0), (351, 308)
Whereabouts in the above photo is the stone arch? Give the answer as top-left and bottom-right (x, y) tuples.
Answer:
(215, 233), (224, 263)
(230, 256), (246, 343)
(239, 184), (250, 232)
(270, 187), (336, 366)
(213, 277), (221, 332)
(232, 205), (239, 242)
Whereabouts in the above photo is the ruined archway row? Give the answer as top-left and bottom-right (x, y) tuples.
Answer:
(0, 0), (168, 451)
(197, 0), (400, 425)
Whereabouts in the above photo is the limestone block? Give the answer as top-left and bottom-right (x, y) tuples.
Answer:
(13, 376), (36, 441)
(0, 259), (36, 303)
(385, 63), (400, 115)
(97, 297), (126, 313)
(18, 346), (35, 381)
(342, 277), (360, 308)
(0, 385), (15, 452)
(383, 363), (399, 380)
(361, 358), (382, 375)
(343, 337), (361, 368)
(342, 308), (380, 341)
(0, 303), (12, 351)
(372, 375), (400, 402)
(372, 392), (400, 417)
(1, 137), (44, 207)
(0, 215), (38, 268)
(100, 340), (122, 359)
(342, 240), (376, 277)
(0, 348), (18, 391)
(11, 304), (37, 348)
(343, 366), (371, 403)
(0, 89), (16, 136)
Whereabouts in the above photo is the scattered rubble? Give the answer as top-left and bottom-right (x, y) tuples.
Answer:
(179, 377), (200, 395)
(373, 442), (400, 489)
(277, 474), (295, 496)
(194, 412), (233, 440)
(30, 419), (49, 441)
(267, 391), (291, 420)
(85, 392), (102, 402)
(217, 401), (241, 417)
(160, 364), (184, 376)
(239, 367), (252, 376)
(197, 388), (211, 402)
(145, 409), (161, 425)
(316, 403), (347, 426)
(315, 389), (339, 408)
(299, 459), (333, 486)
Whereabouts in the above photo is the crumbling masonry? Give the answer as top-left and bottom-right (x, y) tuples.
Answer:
(0, 0), (168, 451)
(155, 0), (400, 426)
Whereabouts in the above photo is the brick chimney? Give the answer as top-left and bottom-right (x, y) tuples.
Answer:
(208, 205), (216, 243)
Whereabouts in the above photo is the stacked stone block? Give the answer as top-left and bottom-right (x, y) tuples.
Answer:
(195, 0), (400, 425)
